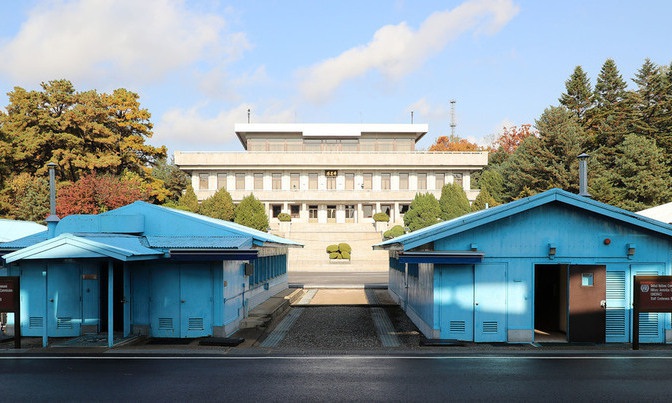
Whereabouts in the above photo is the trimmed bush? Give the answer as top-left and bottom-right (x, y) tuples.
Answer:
(383, 225), (405, 239)
(277, 212), (292, 222)
(326, 243), (352, 260)
(373, 212), (390, 222)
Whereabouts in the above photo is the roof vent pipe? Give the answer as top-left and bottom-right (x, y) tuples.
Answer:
(45, 162), (60, 238)
(578, 153), (591, 198)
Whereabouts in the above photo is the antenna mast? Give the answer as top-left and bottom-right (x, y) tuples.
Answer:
(450, 100), (456, 137)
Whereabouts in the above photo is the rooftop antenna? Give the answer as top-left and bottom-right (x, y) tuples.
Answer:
(247, 108), (251, 123)
(450, 100), (456, 137)
(411, 111), (414, 124)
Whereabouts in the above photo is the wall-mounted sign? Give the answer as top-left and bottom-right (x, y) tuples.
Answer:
(325, 170), (338, 177)
(633, 275), (672, 350)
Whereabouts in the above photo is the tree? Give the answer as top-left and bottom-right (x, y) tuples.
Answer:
(471, 186), (498, 212)
(439, 183), (471, 220)
(175, 185), (199, 212)
(630, 59), (672, 158)
(234, 194), (269, 231)
(602, 134), (671, 211)
(56, 173), (148, 216)
(501, 107), (584, 200)
(429, 135), (481, 151)
(491, 124), (537, 154)
(199, 188), (235, 220)
(589, 59), (630, 151)
(477, 169), (506, 204)
(0, 173), (49, 222)
(559, 66), (594, 124)
(403, 193), (441, 232)
(151, 158), (190, 203)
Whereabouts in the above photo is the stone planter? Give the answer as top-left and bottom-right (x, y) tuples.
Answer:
(279, 221), (291, 233)
(374, 221), (388, 233)
(329, 259), (351, 264)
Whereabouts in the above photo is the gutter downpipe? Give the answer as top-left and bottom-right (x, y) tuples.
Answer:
(45, 162), (60, 238)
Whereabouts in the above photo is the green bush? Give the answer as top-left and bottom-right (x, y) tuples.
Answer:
(326, 243), (352, 260)
(277, 212), (292, 222)
(373, 212), (390, 222)
(383, 225), (405, 239)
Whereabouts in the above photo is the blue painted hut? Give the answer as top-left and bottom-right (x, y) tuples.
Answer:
(375, 189), (672, 344)
(0, 202), (300, 345)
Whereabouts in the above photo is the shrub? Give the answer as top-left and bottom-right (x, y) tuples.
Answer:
(383, 225), (405, 239)
(373, 212), (390, 222)
(326, 243), (352, 260)
(277, 212), (292, 222)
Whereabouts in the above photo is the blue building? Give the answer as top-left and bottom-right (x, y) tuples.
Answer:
(375, 189), (672, 344)
(0, 202), (300, 346)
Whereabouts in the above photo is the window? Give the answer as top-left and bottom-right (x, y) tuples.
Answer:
(308, 173), (318, 190)
(290, 204), (300, 218)
(304, 139), (321, 151)
(254, 173), (263, 190)
(290, 173), (300, 190)
(308, 205), (318, 219)
(400, 204), (410, 214)
(326, 205), (336, 219)
(345, 173), (354, 190)
(363, 204), (373, 218)
(399, 173), (409, 190)
(377, 139), (394, 151)
(381, 173), (391, 190)
(272, 204), (282, 218)
(199, 173), (209, 190)
(272, 173), (282, 190)
(235, 173), (245, 190)
(341, 139), (358, 151)
(453, 173), (463, 187)
(362, 173), (372, 190)
(345, 205), (355, 219)
(435, 173), (445, 190)
(582, 273), (594, 287)
(327, 176), (336, 190)
(417, 173), (427, 190)
(268, 139), (284, 151)
(217, 173), (227, 190)
(381, 204), (391, 216)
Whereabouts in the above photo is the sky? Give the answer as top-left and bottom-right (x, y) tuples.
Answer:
(1, 0), (672, 155)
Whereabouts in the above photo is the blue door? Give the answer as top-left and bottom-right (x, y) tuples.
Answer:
(437, 265), (474, 341)
(150, 265), (213, 338)
(20, 266), (47, 337)
(47, 263), (82, 337)
(474, 264), (507, 342)
(631, 264), (665, 343)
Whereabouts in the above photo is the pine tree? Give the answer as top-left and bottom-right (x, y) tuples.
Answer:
(559, 66), (594, 124)
(198, 187), (234, 220)
(177, 185), (199, 212)
(439, 183), (471, 220)
(403, 193), (441, 231)
(590, 59), (630, 152)
(234, 194), (269, 231)
(471, 186), (498, 212)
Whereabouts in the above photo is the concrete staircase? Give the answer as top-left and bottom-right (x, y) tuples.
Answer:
(240, 288), (305, 329)
(272, 222), (390, 272)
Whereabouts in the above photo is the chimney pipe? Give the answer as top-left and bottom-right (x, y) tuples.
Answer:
(578, 153), (591, 197)
(46, 162), (60, 238)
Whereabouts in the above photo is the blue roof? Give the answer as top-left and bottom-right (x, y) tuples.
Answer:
(0, 219), (46, 242)
(145, 236), (253, 249)
(376, 188), (672, 251)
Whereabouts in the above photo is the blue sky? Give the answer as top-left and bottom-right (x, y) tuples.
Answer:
(1, 0), (671, 155)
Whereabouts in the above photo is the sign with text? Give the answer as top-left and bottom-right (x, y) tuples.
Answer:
(0, 277), (19, 311)
(635, 275), (672, 313)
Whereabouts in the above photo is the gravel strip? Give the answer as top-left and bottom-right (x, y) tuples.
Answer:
(259, 308), (305, 348)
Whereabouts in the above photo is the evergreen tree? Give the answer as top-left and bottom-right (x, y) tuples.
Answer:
(234, 194), (269, 231)
(403, 193), (441, 231)
(176, 185), (199, 212)
(151, 157), (190, 203)
(439, 183), (471, 220)
(590, 59), (630, 152)
(559, 66), (594, 124)
(198, 187), (235, 221)
(501, 107), (584, 199)
(477, 168), (506, 204)
(471, 185), (498, 212)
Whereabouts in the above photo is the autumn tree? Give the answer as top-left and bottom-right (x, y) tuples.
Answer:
(234, 194), (269, 231)
(491, 124), (537, 154)
(429, 135), (481, 151)
(56, 173), (148, 216)
(151, 158), (190, 203)
(0, 173), (49, 222)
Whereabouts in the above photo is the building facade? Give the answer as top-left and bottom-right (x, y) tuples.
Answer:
(376, 189), (672, 344)
(174, 123), (488, 226)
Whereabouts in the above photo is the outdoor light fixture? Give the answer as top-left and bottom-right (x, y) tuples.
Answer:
(548, 243), (557, 259)
(627, 243), (636, 259)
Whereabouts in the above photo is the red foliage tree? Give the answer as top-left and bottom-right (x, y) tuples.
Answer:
(491, 124), (538, 154)
(56, 173), (147, 217)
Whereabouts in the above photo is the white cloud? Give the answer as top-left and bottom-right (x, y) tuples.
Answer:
(408, 98), (451, 121)
(155, 103), (297, 154)
(0, 0), (249, 87)
(299, 0), (519, 102)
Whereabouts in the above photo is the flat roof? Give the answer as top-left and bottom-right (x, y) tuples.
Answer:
(234, 123), (429, 148)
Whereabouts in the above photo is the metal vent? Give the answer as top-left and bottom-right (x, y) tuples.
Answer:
(606, 271), (625, 299)
(29, 317), (43, 328)
(449, 321), (466, 333)
(606, 307), (626, 336)
(482, 321), (498, 333)
(57, 317), (73, 329)
(639, 313), (659, 338)
(188, 317), (204, 331)
(158, 318), (173, 330)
